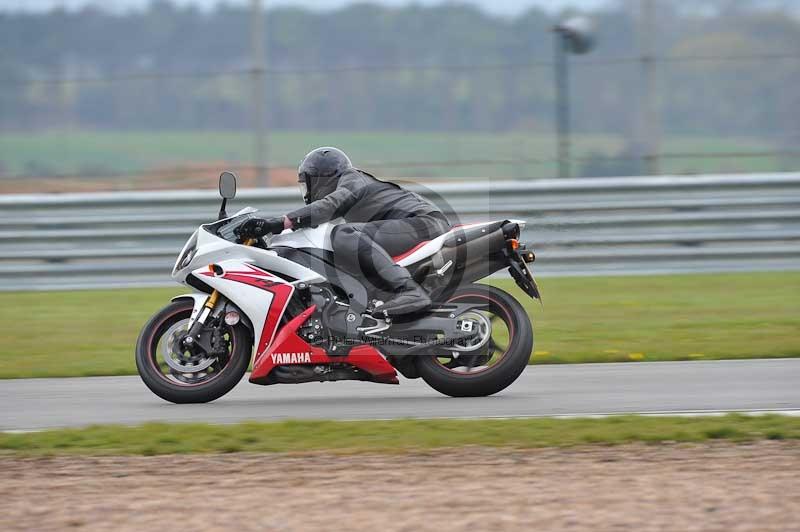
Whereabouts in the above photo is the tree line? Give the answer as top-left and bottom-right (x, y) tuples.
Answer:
(0, 0), (798, 143)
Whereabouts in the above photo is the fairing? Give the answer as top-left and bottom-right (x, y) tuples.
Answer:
(395, 221), (525, 267)
(269, 222), (337, 252)
(172, 220), (325, 285)
(195, 261), (295, 358)
(250, 305), (398, 385)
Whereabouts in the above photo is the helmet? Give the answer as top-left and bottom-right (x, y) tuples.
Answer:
(298, 147), (353, 204)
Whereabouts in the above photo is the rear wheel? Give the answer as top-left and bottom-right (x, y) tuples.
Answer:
(135, 300), (251, 403)
(416, 284), (533, 397)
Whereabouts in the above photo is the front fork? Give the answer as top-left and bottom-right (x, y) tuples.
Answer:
(184, 290), (220, 347)
(183, 237), (256, 346)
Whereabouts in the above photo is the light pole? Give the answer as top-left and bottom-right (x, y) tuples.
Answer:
(637, 0), (661, 175)
(552, 17), (596, 178)
(251, 0), (269, 187)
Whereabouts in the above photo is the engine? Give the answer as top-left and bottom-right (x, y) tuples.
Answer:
(291, 283), (351, 351)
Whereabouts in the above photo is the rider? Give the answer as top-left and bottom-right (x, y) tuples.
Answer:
(236, 147), (451, 316)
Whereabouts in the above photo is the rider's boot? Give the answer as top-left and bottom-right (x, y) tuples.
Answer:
(371, 261), (432, 318)
(373, 280), (431, 318)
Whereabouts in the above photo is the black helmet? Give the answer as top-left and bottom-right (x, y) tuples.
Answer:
(298, 147), (353, 204)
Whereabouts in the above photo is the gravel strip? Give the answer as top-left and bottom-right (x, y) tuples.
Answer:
(1, 442), (799, 531)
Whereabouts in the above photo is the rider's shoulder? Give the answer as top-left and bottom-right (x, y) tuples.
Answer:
(339, 168), (375, 187)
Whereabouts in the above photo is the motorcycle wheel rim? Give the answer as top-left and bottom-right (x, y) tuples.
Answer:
(433, 293), (515, 375)
(148, 311), (238, 387)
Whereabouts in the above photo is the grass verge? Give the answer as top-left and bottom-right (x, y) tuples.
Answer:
(0, 272), (797, 378)
(2, 415), (798, 456)
(0, 130), (787, 183)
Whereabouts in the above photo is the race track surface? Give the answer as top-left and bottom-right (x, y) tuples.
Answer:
(1, 359), (799, 431)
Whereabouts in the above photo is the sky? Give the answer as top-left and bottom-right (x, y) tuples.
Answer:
(0, 0), (611, 17)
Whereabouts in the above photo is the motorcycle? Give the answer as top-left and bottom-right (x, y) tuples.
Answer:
(136, 172), (541, 403)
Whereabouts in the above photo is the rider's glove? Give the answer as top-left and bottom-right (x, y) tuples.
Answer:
(235, 217), (285, 240)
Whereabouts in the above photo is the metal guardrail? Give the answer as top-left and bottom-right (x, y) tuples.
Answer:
(1, 173), (799, 290)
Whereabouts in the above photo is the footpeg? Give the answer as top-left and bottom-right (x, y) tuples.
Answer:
(358, 315), (391, 336)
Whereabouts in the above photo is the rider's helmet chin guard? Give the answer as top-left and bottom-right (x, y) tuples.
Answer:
(298, 174), (310, 204)
(297, 147), (353, 204)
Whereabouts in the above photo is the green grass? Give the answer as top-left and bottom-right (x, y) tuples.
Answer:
(0, 272), (797, 379)
(1, 415), (798, 455)
(523, 272), (800, 365)
(0, 129), (795, 180)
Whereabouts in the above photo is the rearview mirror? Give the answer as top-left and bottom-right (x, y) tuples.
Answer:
(219, 171), (237, 199)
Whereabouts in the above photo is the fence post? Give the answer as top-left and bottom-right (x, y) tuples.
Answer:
(251, 0), (269, 187)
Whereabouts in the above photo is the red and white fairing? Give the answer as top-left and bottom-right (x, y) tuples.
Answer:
(193, 262), (397, 385)
(169, 208), (521, 385)
(197, 262), (294, 358)
(249, 305), (398, 384)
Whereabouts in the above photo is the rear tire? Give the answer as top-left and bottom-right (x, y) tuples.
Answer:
(135, 300), (251, 404)
(416, 284), (533, 397)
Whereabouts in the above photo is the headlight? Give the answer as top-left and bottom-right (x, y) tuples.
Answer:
(177, 246), (197, 270)
(173, 230), (199, 275)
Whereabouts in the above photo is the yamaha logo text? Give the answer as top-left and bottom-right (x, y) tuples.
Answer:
(271, 352), (312, 364)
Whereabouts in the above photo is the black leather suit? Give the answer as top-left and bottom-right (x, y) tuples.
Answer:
(287, 169), (450, 293)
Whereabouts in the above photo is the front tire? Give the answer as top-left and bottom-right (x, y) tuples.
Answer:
(416, 284), (533, 397)
(135, 300), (251, 404)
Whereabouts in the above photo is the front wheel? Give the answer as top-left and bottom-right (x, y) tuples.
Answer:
(135, 299), (251, 403)
(416, 284), (533, 397)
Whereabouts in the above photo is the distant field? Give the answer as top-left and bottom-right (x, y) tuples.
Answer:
(0, 130), (796, 187)
(0, 273), (797, 379)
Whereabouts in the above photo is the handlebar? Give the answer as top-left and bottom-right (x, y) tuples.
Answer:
(207, 212), (258, 242)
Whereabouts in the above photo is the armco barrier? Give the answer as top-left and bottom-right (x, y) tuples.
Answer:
(1, 173), (798, 290)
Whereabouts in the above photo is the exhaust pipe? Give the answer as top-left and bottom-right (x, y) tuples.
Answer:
(438, 227), (507, 285)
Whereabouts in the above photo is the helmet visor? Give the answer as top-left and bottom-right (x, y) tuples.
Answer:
(299, 181), (308, 202)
